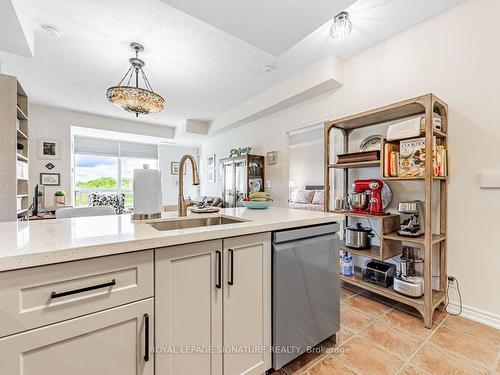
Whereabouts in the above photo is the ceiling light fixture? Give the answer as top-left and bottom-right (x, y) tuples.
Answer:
(106, 42), (165, 117)
(262, 64), (276, 73)
(41, 24), (60, 38)
(330, 11), (352, 40)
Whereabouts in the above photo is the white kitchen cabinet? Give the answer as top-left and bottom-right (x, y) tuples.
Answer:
(223, 233), (272, 375)
(0, 298), (154, 375)
(155, 233), (271, 375)
(155, 239), (224, 375)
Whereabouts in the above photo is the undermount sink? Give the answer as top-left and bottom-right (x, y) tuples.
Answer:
(148, 216), (245, 231)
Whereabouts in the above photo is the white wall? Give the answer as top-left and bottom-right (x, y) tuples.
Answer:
(158, 144), (199, 205)
(28, 105), (197, 206)
(201, 0), (500, 322)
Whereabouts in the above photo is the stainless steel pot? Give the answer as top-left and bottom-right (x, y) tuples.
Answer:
(345, 223), (375, 250)
(348, 192), (370, 210)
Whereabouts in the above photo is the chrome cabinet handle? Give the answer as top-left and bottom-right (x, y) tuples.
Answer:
(50, 279), (116, 299)
(228, 249), (234, 285)
(144, 313), (150, 362)
(216, 250), (222, 289)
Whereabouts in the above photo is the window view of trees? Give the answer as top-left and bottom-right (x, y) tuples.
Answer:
(74, 155), (157, 207)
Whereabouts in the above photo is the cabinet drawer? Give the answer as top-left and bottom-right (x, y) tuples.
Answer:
(0, 250), (153, 337)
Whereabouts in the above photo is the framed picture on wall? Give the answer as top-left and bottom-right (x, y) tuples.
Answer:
(267, 151), (278, 165)
(38, 139), (61, 160)
(171, 162), (186, 175)
(207, 154), (216, 169)
(208, 169), (216, 183)
(40, 173), (60, 186)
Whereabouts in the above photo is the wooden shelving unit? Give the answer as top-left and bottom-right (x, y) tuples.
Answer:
(324, 94), (448, 328)
(0, 74), (30, 221)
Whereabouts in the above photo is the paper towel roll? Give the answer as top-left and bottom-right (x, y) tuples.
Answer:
(133, 167), (162, 217)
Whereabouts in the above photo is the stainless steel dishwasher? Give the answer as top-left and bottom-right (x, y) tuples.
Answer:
(272, 223), (340, 370)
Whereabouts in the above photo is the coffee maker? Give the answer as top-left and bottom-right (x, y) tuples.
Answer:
(397, 200), (424, 237)
(393, 245), (424, 297)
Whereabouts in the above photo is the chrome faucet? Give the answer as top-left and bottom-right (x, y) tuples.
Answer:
(178, 154), (200, 216)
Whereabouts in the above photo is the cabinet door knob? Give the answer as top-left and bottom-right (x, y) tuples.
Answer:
(228, 249), (234, 286)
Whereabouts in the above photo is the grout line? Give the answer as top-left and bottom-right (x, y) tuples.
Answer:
(395, 314), (449, 374)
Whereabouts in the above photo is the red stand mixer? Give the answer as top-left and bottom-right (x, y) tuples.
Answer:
(349, 179), (386, 216)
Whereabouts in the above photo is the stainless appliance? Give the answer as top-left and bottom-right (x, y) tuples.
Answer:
(394, 245), (425, 297)
(362, 260), (396, 288)
(397, 200), (425, 237)
(345, 223), (375, 250)
(272, 224), (340, 370)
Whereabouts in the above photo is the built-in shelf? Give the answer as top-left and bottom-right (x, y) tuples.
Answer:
(383, 232), (446, 245)
(330, 210), (399, 220)
(16, 105), (28, 121)
(17, 128), (28, 140)
(382, 176), (447, 181)
(339, 245), (381, 260)
(16, 153), (28, 162)
(339, 272), (445, 308)
(328, 160), (380, 169)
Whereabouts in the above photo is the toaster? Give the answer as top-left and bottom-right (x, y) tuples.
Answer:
(362, 260), (396, 288)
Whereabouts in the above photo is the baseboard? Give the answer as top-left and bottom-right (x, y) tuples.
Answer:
(446, 301), (500, 329)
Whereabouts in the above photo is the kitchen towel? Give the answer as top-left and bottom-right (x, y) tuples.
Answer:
(133, 166), (162, 216)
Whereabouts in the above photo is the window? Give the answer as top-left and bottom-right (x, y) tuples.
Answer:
(73, 137), (158, 207)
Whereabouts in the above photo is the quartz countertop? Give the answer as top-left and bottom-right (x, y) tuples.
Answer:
(0, 207), (343, 272)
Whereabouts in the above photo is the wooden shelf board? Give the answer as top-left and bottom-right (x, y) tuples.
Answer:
(16, 153), (28, 162)
(382, 176), (447, 181)
(328, 160), (380, 169)
(339, 245), (381, 260)
(16, 194), (28, 198)
(17, 177), (29, 181)
(383, 232), (446, 245)
(433, 129), (447, 138)
(17, 128), (28, 140)
(17, 105), (28, 121)
(339, 272), (445, 308)
(330, 210), (399, 220)
(17, 208), (29, 215)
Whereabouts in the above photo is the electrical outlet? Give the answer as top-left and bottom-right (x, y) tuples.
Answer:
(265, 180), (271, 188)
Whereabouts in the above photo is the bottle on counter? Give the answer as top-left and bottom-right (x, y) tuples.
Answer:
(340, 252), (354, 276)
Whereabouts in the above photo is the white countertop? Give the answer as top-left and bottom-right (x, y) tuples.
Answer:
(0, 207), (343, 272)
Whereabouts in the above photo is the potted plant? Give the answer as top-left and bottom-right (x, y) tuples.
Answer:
(54, 190), (65, 205)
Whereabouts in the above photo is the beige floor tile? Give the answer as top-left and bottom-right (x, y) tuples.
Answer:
(410, 343), (490, 375)
(443, 315), (500, 348)
(430, 325), (497, 367)
(305, 355), (358, 375)
(343, 293), (393, 318)
(341, 304), (377, 333)
(496, 359), (500, 374)
(282, 339), (333, 374)
(398, 365), (430, 375)
(329, 327), (355, 348)
(360, 290), (397, 307)
(359, 321), (423, 360)
(378, 309), (435, 339)
(335, 336), (404, 375)
(341, 287), (357, 301)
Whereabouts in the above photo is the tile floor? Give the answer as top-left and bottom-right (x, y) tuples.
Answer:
(271, 283), (500, 375)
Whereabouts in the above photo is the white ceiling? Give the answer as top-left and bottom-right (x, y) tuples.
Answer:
(0, 0), (464, 133)
(158, 0), (356, 56)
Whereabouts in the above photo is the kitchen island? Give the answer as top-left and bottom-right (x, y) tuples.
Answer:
(0, 207), (342, 375)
